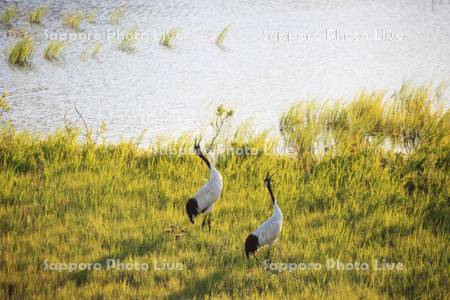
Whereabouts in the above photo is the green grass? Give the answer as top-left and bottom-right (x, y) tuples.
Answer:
(0, 6), (18, 27)
(8, 37), (34, 67)
(62, 11), (84, 30)
(43, 41), (65, 61)
(0, 84), (448, 298)
(160, 28), (180, 48)
(29, 6), (46, 25)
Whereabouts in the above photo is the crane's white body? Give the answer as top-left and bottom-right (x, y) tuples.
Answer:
(195, 164), (223, 214)
(253, 200), (283, 248)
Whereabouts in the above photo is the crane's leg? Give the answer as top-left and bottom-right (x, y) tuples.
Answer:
(266, 242), (274, 260)
(201, 214), (208, 229)
(253, 253), (260, 263)
(207, 214), (212, 232)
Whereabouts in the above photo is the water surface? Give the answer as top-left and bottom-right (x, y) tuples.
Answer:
(1, 0), (449, 142)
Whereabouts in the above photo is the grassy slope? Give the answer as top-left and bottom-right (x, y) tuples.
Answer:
(0, 87), (449, 299)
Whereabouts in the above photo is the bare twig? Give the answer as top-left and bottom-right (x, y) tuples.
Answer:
(73, 104), (89, 135)
(207, 117), (226, 152)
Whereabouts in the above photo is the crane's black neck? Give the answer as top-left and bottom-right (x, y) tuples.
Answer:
(266, 183), (275, 205)
(198, 153), (211, 170)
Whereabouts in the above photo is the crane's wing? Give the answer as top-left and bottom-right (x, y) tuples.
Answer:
(194, 181), (217, 212)
(254, 217), (282, 246)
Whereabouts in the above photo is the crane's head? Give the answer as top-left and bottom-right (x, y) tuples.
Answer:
(244, 234), (259, 259)
(264, 172), (274, 188)
(194, 138), (202, 157)
(185, 198), (199, 224)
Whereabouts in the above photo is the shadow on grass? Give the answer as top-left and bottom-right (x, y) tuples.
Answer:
(167, 269), (230, 299)
(59, 235), (166, 287)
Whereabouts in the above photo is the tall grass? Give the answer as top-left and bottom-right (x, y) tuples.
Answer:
(43, 41), (65, 61)
(0, 84), (448, 298)
(29, 6), (46, 25)
(0, 6), (18, 27)
(160, 28), (180, 48)
(62, 11), (84, 30)
(280, 85), (449, 167)
(8, 37), (34, 67)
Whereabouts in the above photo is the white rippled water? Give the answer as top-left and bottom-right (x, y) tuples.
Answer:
(1, 0), (449, 143)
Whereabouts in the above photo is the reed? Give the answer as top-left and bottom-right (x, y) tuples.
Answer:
(216, 24), (231, 49)
(91, 42), (102, 58)
(8, 37), (34, 67)
(29, 6), (46, 24)
(109, 8), (124, 25)
(160, 28), (180, 48)
(81, 43), (102, 61)
(118, 27), (139, 53)
(43, 41), (65, 61)
(0, 92), (10, 119)
(0, 6), (18, 27)
(87, 10), (97, 24)
(62, 11), (84, 30)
